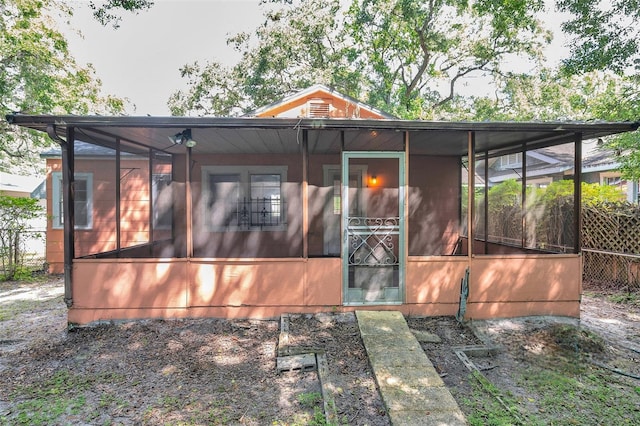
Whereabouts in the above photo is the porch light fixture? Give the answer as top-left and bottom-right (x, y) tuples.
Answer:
(370, 175), (378, 186)
(169, 128), (197, 147)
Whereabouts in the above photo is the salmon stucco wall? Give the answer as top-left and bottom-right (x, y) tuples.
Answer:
(68, 258), (342, 324)
(46, 157), (160, 274)
(405, 257), (468, 316)
(466, 255), (582, 318)
(67, 255), (580, 324)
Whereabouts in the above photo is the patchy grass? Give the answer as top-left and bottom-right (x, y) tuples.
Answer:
(460, 323), (640, 426)
(607, 292), (640, 306)
(522, 363), (639, 425)
(8, 370), (89, 425)
(464, 371), (534, 426)
(583, 289), (640, 307)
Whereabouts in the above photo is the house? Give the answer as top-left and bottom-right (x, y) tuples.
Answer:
(484, 144), (639, 202)
(6, 88), (638, 325)
(582, 149), (639, 203)
(0, 171), (44, 199)
(0, 172), (47, 270)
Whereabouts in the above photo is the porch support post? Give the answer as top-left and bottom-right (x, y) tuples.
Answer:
(467, 131), (475, 258)
(574, 132), (583, 253)
(484, 150), (489, 254)
(302, 129), (309, 258)
(115, 138), (121, 252)
(404, 131), (409, 262)
(148, 148), (153, 254)
(521, 142), (527, 248)
(186, 146), (193, 258)
(62, 128), (75, 307)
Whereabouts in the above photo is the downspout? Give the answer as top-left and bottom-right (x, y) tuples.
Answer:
(46, 124), (74, 308)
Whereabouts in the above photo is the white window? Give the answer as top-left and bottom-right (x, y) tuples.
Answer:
(152, 174), (172, 229)
(202, 166), (287, 230)
(52, 172), (93, 230)
(498, 152), (523, 169)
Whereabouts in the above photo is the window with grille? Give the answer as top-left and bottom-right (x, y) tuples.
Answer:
(203, 166), (287, 230)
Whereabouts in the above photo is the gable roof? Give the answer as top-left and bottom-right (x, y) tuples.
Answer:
(248, 84), (396, 119)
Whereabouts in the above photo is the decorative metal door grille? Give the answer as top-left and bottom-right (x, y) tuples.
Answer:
(347, 217), (399, 266)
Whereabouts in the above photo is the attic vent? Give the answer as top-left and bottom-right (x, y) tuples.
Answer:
(308, 101), (330, 118)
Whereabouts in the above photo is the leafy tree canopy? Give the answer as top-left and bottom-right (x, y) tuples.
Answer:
(168, 0), (552, 118)
(0, 0), (125, 172)
(557, 0), (640, 75)
(90, 0), (154, 29)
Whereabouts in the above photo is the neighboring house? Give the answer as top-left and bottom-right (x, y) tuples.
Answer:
(0, 171), (43, 199)
(485, 145), (575, 187)
(0, 171), (47, 268)
(483, 144), (639, 202)
(582, 149), (639, 203)
(6, 87), (638, 325)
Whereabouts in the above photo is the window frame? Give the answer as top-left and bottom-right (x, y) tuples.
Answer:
(498, 152), (523, 170)
(152, 173), (173, 230)
(201, 165), (288, 231)
(51, 171), (93, 230)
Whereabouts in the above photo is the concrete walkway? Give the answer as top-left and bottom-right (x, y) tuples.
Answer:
(356, 311), (467, 426)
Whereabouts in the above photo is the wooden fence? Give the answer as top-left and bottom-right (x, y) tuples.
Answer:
(582, 203), (640, 291)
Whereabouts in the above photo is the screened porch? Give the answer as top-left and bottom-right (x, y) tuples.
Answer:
(7, 113), (637, 323)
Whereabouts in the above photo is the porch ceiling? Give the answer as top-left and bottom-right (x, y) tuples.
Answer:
(7, 114), (638, 156)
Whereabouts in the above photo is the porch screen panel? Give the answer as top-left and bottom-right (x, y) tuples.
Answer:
(460, 156), (469, 239)
(524, 144), (575, 252)
(306, 130), (342, 257)
(194, 156), (303, 258)
(458, 156), (486, 252)
(72, 141), (117, 257)
(408, 153), (462, 255)
(486, 152), (523, 247)
(119, 141), (151, 251)
(474, 157), (487, 243)
(151, 151), (174, 255)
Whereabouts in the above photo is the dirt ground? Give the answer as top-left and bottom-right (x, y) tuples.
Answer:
(1, 276), (639, 425)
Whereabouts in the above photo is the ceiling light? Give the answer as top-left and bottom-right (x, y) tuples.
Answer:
(169, 128), (197, 147)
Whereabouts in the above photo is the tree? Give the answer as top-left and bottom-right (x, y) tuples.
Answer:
(557, 0), (640, 75)
(168, 0), (357, 116)
(554, 0), (640, 183)
(0, 0), (125, 172)
(0, 195), (44, 280)
(168, 0), (554, 118)
(459, 69), (638, 121)
(89, 0), (154, 29)
(346, 0), (551, 118)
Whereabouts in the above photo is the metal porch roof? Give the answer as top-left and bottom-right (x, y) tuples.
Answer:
(6, 114), (639, 157)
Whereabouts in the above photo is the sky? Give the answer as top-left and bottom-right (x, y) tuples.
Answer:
(62, 0), (571, 117)
(64, 0), (265, 116)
